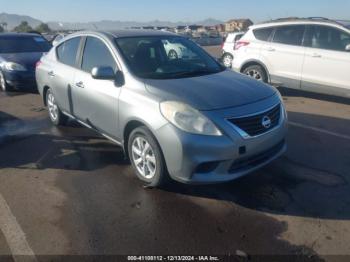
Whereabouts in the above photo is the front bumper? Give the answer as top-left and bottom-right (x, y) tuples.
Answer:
(3, 70), (37, 90)
(155, 94), (288, 184)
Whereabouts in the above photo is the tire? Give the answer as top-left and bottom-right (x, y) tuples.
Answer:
(128, 126), (169, 187)
(168, 50), (178, 60)
(243, 65), (268, 83)
(46, 88), (67, 126)
(0, 71), (11, 92)
(222, 53), (233, 68)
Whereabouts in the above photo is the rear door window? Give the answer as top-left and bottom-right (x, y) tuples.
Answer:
(81, 37), (117, 73)
(272, 25), (306, 46)
(56, 37), (81, 67)
(253, 27), (274, 41)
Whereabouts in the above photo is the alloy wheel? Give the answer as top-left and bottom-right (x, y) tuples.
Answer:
(47, 93), (59, 121)
(245, 69), (263, 81)
(131, 136), (157, 179)
(223, 55), (233, 68)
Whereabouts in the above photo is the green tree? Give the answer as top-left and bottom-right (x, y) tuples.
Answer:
(13, 21), (33, 33)
(0, 25), (4, 33)
(35, 23), (51, 33)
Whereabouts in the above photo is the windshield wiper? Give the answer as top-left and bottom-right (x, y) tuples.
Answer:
(168, 69), (217, 78)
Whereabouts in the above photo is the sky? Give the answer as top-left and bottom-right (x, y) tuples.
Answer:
(0, 0), (349, 23)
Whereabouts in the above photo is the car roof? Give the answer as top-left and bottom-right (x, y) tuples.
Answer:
(70, 29), (177, 40)
(251, 18), (350, 31)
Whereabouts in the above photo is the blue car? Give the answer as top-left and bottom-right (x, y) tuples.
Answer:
(0, 33), (51, 92)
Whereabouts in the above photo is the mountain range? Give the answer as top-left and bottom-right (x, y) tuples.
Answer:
(0, 13), (224, 31)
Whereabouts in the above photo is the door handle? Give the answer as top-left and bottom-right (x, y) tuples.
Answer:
(311, 53), (322, 58)
(48, 71), (55, 77)
(75, 81), (84, 88)
(267, 47), (276, 52)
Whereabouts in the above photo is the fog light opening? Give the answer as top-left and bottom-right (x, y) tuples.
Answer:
(195, 161), (220, 174)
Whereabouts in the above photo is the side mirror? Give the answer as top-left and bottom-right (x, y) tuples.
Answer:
(91, 66), (116, 80)
(346, 44), (350, 52)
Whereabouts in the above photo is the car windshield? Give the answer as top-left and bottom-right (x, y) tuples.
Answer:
(115, 36), (225, 79)
(0, 36), (51, 53)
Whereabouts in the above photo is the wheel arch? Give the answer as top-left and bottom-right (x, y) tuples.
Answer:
(240, 59), (271, 83)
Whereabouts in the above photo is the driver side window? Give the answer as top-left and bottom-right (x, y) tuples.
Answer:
(81, 37), (117, 73)
(306, 25), (350, 52)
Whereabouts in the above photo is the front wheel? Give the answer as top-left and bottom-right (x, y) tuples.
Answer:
(243, 65), (268, 83)
(128, 126), (169, 187)
(46, 88), (68, 126)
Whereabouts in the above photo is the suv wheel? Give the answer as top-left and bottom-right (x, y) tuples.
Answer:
(243, 65), (268, 83)
(222, 53), (233, 68)
(128, 126), (169, 187)
(46, 89), (67, 126)
(168, 50), (178, 60)
(0, 71), (10, 92)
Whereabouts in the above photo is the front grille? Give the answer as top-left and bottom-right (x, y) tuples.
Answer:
(229, 140), (285, 173)
(227, 104), (281, 137)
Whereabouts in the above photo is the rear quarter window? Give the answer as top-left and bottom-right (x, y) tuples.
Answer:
(253, 27), (274, 41)
(56, 37), (81, 67)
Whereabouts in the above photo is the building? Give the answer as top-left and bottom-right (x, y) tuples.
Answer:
(225, 19), (253, 32)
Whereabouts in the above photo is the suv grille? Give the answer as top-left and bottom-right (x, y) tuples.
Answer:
(228, 104), (281, 137)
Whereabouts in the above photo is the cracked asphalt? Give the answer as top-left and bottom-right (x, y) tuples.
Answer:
(0, 67), (350, 260)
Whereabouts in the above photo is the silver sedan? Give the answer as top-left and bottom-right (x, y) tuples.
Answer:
(36, 30), (287, 187)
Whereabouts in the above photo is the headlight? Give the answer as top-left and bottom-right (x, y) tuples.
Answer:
(3, 62), (27, 72)
(160, 101), (222, 136)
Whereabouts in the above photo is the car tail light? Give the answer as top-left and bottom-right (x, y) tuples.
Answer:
(35, 61), (42, 69)
(234, 41), (250, 50)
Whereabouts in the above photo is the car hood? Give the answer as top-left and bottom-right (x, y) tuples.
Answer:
(0, 52), (44, 71)
(144, 70), (277, 111)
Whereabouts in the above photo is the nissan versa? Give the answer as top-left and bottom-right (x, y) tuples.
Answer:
(36, 30), (288, 187)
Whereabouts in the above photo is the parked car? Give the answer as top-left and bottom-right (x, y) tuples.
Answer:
(221, 32), (245, 67)
(36, 30), (287, 187)
(162, 39), (197, 60)
(232, 17), (350, 97)
(0, 33), (51, 92)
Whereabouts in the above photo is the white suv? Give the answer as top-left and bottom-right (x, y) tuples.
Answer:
(232, 18), (350, 97)
(221, 32), (245, 67)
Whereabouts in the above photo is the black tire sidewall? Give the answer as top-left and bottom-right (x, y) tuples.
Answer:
(244, 65), (268, 83)
(128, 127), (168, 187)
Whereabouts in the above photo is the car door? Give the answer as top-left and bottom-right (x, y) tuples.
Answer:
(301, 25), (350, 96)
(51, 37), (82, 113)
(260, 25), (306, 89)
(72, 36), (122, 139)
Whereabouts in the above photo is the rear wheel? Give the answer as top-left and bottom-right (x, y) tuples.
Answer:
(128, 126), (169, 187)
(243, 65), (268, 83)
(46, 88), (67, 126)
(168, 50), (178, 60)
(222, 53), (233, 68)
(0, 71), (11, 92)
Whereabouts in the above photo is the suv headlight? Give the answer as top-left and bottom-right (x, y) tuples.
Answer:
(160, 101), (222, 136)
(3, 62), (27, 72)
